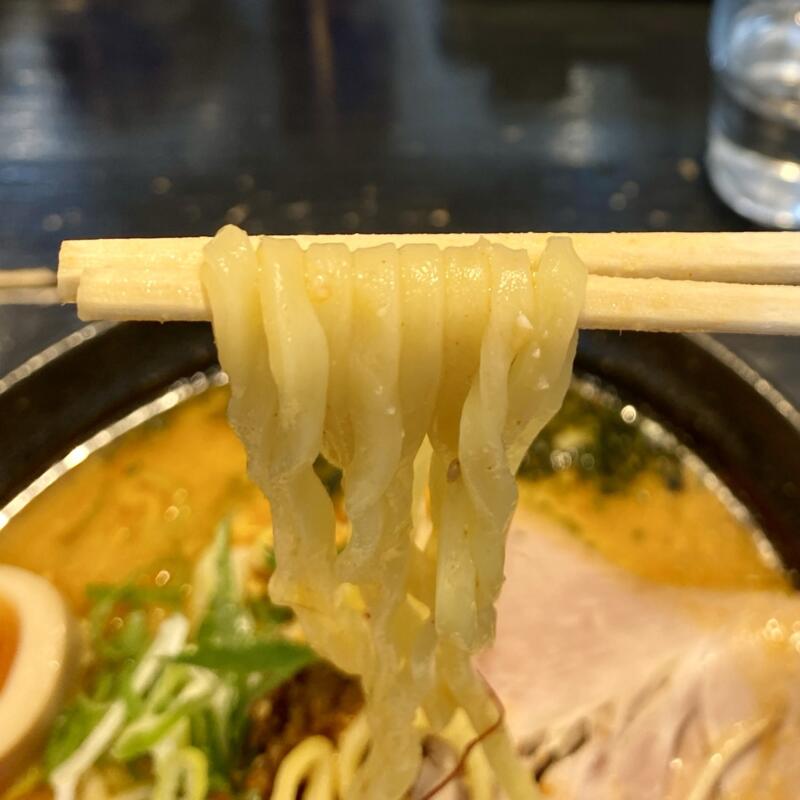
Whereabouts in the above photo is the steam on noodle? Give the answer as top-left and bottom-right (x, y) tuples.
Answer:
(201, 226), (587, 799)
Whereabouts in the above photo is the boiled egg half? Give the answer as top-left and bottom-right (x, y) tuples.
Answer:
(0, 566), (78, 788)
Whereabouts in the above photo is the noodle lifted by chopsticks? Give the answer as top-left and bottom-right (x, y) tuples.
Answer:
(200, 226), (587, 799)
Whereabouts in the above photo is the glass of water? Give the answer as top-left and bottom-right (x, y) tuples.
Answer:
(708, 0), (800, 228)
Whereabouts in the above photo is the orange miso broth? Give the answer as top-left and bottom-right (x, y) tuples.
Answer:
(0, 389), (270, 612)
(0, 383), (786, 614)
(0, 381), (793, 800)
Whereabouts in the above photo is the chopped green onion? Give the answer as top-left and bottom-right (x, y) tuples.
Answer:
(112, 665), (216, 761)
(49, 615), (189, 800)
(153, 747), (208, 800)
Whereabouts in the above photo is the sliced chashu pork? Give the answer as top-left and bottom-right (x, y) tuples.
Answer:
(477, 510), (800, 799)
(544, 637), (800, 800)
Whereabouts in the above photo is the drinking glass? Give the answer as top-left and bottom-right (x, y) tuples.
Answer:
(707, 0), (800, 228)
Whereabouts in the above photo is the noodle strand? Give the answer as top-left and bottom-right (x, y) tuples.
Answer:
(201, 228), (587, 800)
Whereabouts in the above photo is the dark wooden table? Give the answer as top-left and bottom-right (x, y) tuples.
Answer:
(1, 0), (798, 402)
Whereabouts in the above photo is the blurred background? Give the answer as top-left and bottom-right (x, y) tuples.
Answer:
(0, 0), (798, 401)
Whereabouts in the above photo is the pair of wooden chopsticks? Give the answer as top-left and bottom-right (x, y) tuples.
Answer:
(8, 232), (800, 334)
(0, 267), (59, 305)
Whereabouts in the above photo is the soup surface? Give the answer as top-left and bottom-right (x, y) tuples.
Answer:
(0, 382), (792, 800)
(0, 384), (784, 608)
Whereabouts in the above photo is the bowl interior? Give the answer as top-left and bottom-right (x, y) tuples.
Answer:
(1, 323), (798, 579)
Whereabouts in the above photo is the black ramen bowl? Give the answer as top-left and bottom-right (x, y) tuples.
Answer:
(1, 323), (799, 580)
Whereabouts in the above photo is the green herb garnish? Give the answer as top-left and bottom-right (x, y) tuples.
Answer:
(43, 519), (314, 798)
(518, 389), (683, 494)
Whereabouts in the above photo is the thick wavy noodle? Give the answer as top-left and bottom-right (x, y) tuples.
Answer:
(201, 227), (587, 800)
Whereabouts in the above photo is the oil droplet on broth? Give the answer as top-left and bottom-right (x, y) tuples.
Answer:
(155, 569), (171, 587)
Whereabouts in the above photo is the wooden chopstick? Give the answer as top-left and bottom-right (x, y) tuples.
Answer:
(0, 267), (56, 289)
(71, 266), (800, 334)
(0, 267), (59, 306)
(583, 275), (800, 334)
(56, 233), (800, 335)
(58, 232), (800, 301)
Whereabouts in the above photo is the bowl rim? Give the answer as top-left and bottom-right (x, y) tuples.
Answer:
(2, 324), (798, 428)
(1, 323), (799, 578)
